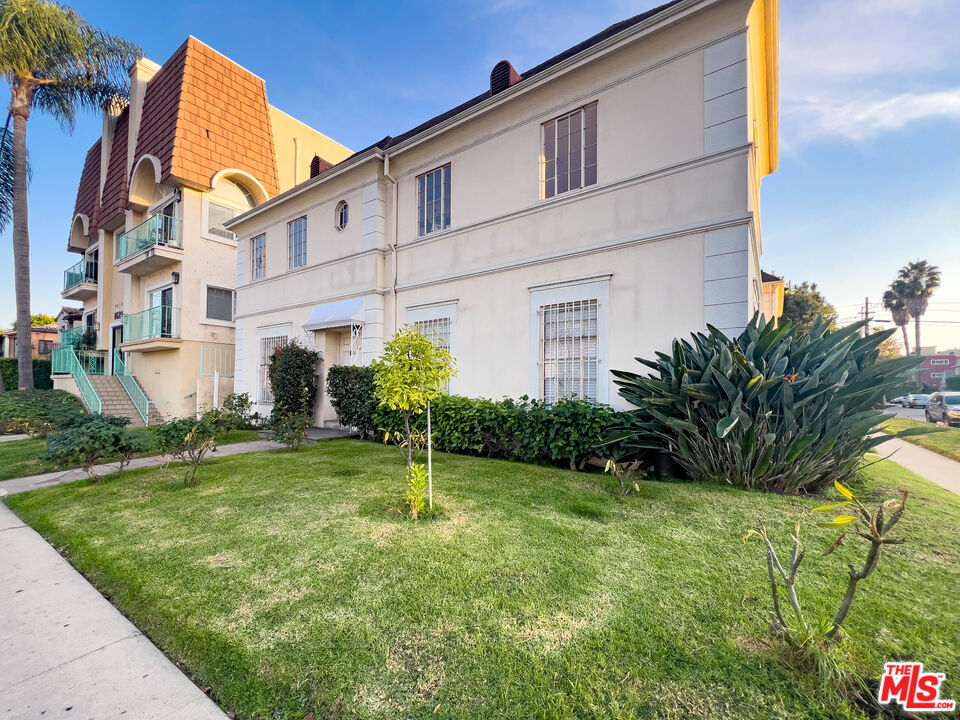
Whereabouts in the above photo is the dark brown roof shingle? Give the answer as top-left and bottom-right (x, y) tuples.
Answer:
(72, 139), (101, 231)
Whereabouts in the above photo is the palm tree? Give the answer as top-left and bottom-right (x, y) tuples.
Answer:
(1, 0), (140, 389)
(882, 280), (912, 356)
(897, 260), (942, 356)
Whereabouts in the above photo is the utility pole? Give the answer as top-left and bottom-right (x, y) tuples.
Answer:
(860, 297), (870, 337)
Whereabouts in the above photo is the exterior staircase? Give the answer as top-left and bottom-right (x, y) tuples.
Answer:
(87, 374), (164, 427)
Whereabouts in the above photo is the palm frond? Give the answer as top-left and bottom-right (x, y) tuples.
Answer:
(0, 117), (13, 233)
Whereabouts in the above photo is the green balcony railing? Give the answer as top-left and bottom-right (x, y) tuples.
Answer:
(115, 213), (182, 263)
(51, 346), (101, 414)
(77, 349), (106, 376)
(123, 305), (181, 343)
(60, 326), (85, 347)
(63, 258), (98, 291)
(114, 349), (151, 425)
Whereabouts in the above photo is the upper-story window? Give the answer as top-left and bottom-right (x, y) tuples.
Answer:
(288, 217), (307, 269)
(417, 164), (451, 237)
(208, 202), (237, 241)
(251, 234), (266, 280)
(542, 102), (597, 199)
(206, 286), (235, 322)
(336, 201), (348, 231)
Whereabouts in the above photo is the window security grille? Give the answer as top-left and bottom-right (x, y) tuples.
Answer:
(414, 317), (451, 350)
(259, 335), (289, 403)
(538, 299), (598, 402)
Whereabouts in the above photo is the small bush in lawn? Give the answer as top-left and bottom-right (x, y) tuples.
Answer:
(326, 365), (376, 437)
(44, 414), (146, 479)
(268, 406), (310, 450)
(156, 417), (217, 486)
(202, 401), (247, 440)
(610, 314), (932, 494)
(268, 341), (319, 418)
(221, 392), (254, 430)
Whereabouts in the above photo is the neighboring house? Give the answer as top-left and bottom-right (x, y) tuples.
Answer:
(228, 0), (780, 424)
(760, 270), (785, 327)
(56, 306), (84, 341)
(918, 353), (958, 389)
(3, 325), (60, 359)
(57, 36), (350, 422)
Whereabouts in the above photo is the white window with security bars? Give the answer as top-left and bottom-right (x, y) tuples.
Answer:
(541, 102), (597, 199)
(207, 202), (237, 240)
(417, 164), (451, 236)
(251, 234), (266, 280)
(414, 317), (451, 350)
(529, 278), (608, 404)
(408, 302), (457, 392)
(288, 216), (307, 269)
(258, 329), (290, 404)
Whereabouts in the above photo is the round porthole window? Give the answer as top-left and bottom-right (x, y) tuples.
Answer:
(335, 200), (348, 230)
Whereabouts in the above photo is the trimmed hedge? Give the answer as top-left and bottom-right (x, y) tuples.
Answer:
(0, 358), (53, 391)
(0, 389), (85, 434)
(326, 365), (377, 438)
(268, 341), (320, 418)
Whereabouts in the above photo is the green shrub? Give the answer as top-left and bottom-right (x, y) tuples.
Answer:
(326, 365), (377, 437)
(44, 414), (147, 479)
(0, 358), (53, 390)
(374, 394), (626, 470)
(268, 341), (319, 418)
(945, 376), (960, 391)
(0, 389), (85, 434)
(610, 315), (925, 494)
(155, 417), (217, 486)
(221, 392), (254, 429)
(268, 409), (310, 450)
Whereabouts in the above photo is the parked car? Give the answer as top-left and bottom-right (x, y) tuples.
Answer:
(907, 393), (931, 408)
(890, 395), (908, 406)
(926, 392), (960, 426)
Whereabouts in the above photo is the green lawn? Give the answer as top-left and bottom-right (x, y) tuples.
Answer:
(0, 427), (260, 481)
(6, 440), (959, 720)
(882, 416), (960, 462)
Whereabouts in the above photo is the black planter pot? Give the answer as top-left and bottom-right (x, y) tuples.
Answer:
(653, 450), (686, 479)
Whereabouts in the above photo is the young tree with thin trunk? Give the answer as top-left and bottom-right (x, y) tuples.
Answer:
(1, 0), (140, 389)
(897, 260), (941, 356)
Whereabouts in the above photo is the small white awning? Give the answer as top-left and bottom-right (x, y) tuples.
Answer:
(301, 298), (365, 331)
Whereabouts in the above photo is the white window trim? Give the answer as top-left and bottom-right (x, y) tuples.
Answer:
(288, 216), (308, 270)
(539, 101), (598, 201)
(202, 282), (236, 326)
(335, 200), (349, 231)
(407, 301), (458, 394)
(529, 278), (609, 403)
(257, 323), (292, 405)
(416, 164), (452, 237)
(930, 358), (951, 366)
(147, 191), (177, 217)
(200, 196), (243, 246)
(143, 280), (179, 310)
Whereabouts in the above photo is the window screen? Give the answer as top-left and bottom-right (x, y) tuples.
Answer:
(206, 287), (234, 322)
(539, 299), (598, 402)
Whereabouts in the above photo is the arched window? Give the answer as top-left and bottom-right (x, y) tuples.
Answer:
(335, 200), (348, 231)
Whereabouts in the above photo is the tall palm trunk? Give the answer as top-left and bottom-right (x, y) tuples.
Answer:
(899, 323), (910, 356)
(10, 84), (34, 390)
(914, 317), (921, 358)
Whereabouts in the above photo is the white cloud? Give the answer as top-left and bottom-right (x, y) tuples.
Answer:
(780, 0), (960, 146)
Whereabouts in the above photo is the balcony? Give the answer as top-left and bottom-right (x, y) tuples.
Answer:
(121, 306), (181, 351)
(62, 259), (98, 300)
(114, 213), (182, 275)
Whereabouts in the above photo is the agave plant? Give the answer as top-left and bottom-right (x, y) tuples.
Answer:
(610, 314), (934, 494)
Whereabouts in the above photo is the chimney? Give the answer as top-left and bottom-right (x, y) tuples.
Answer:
(490, 60), (521, 96)
(310, 154), (332, 178)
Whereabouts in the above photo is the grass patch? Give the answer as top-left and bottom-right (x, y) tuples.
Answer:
(882, 416), (960, 462)
(0, 427), (260, 481)
(6, 440), (960, 719)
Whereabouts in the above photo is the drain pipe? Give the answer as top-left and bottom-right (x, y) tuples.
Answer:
(383, 152), (399, 331)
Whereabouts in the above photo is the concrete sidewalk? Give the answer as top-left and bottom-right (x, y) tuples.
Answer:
(0, 502), (228, 719)
(881, 437), (960, 496)
(1, 439), (283, 496)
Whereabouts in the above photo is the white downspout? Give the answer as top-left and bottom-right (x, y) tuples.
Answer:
(383, 152), (399, 331)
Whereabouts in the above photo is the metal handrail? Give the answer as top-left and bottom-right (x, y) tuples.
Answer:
(51, 346), (101, 414)
(114, 349), (151, 426)
(63, 258), (98, 291)
(115, 213), (182, 263)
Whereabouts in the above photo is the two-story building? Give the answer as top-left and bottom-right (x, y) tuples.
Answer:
(56, 36), (350, 423)
(227, 0), (780, 424)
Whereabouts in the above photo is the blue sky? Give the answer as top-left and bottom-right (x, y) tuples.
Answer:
(2, 0), (958, 350)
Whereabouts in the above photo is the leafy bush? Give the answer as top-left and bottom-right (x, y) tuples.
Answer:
(44, 414), (147, 479)
(610, 315), (926, 494)
(155, 417), (217, 486)
(221, 392), (254, 429)
(268, 341), (319, 418)
(326, 365), (376, 437)
(375, 394), (626, 470)
(0, 389), (85, 434)
(0, 358), (53, 391)
(268, 409), (310, 450)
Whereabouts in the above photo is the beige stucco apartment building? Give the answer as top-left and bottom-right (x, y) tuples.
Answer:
(57, 37), (350, 422)
(228, 0), (780, 423)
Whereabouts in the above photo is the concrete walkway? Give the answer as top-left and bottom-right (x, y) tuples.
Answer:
(0, 503), (228, 718)
(881, 437), (960, 496)
(0, 433), (30, 443)
(1, 439), (283, 496)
